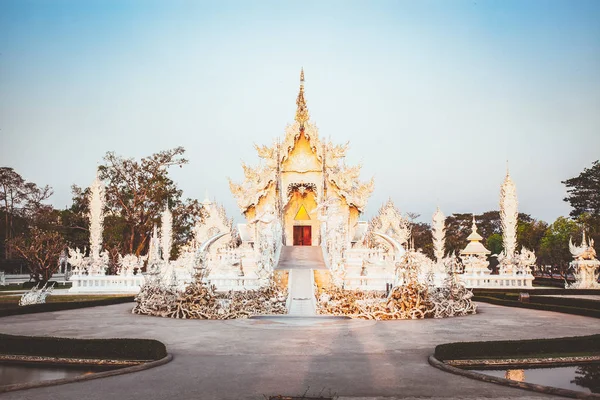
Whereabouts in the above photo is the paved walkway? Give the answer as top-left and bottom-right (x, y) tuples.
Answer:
(1, 302), (597, 399)
(276, 246), (326, 316)
(287, 269), (316, 316)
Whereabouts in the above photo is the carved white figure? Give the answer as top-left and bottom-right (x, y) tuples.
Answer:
(567, 230), (600, 289)
(118, 254), (146, 276)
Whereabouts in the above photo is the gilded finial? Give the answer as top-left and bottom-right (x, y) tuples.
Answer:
(295, 68), (309, 129)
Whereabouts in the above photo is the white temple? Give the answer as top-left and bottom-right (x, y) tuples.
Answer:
(66, 70), (552, 295)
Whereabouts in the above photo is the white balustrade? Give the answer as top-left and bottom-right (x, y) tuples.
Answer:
(68, 274), (145, 294)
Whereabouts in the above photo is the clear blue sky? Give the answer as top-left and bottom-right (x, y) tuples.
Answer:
(1, 0), (599, 224)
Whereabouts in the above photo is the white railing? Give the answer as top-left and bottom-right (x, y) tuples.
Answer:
(460, 272), (534, 288)
(208, 276), (262, 292)
(344, 276), (392, 291)
(69, 274), (145, 293)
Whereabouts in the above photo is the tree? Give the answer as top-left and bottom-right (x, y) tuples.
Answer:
(0, 167), (52, 259)
(8, 227), (65, 282)
(80, 147), (205, 258)
(538, 217), (580, 279)
(563, 160), (600, 218)
(563, 160), (600, 251)
(412, 222), (433, 259)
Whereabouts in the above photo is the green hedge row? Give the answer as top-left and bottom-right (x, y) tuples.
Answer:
(0, 333), (167, 361)
(473, 295), (600, 318)
(529, 295), (600, 310)
(0, 296), (135, 318)
(435, 334), (600, 361)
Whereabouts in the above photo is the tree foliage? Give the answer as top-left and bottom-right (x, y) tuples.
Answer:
(0, 167), (53, 259)
(563, 160), (600, 218)
(8, 227), (65, 282)
(538, 216), (580, 277)
(88, 147), (205, 258)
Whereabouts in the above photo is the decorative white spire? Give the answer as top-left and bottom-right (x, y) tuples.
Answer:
(160, 205), (173, 262)
(432, 206), (446, 263)
(500, 169), (518, 259)
(88, 174), (106, 263)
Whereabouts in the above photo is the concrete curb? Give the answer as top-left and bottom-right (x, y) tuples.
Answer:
(0, 353), (173, 394)
(428, 355), (600, 399)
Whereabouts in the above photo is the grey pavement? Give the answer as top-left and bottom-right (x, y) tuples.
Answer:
(1, 301), (597, 399)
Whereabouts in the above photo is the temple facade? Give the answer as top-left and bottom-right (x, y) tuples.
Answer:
(229, 69), (374, 247)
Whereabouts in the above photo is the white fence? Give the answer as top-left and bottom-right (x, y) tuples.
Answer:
(69, 274), (145, 294)
(460, 272), (534, 288)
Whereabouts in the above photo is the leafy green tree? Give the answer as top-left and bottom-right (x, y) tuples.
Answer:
(538, 217), (580, 278)
(69, 147), (205, 259)
(563, 160), (600, 217)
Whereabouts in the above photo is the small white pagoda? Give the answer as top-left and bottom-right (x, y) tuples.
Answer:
(459, 216), (492, 287)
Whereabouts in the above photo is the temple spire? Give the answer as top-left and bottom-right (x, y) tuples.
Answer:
(295, 68), (310, 129)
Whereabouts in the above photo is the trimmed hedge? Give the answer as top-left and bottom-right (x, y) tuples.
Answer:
(0, 333), (167, 361)
(473, 295), (600, 318)
(0, 296), (135, 318)
(435, 334), (600, 361)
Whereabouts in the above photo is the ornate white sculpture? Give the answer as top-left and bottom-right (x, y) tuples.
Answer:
(192, 197), (233, 248)
(567, 231), (600, 289)
(68, 174), (108, 276)
(118, 254), (145, 276)
(368, 199), (410, 248)
(89, 175), (106, 269)
(19, 282), (55, 306)
(318, 198), (348, 287)
(432, 207), (446, 263)
(498, 170), (519, 273)
(161, 205), (173, 262)
(147, 224), (161, 269)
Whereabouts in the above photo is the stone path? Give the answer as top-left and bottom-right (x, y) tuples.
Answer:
(287, 269), (316, 316)
(2, 302), (595, 399)
(277, 246), (326, 316)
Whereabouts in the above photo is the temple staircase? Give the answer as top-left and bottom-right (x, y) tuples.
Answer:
(275, 246), (327, 316)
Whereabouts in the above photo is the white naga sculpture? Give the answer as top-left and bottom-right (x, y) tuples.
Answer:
(19, 282), (55, 306)
(568, 231), (600, 289)
(68, 174), (109, 276)
(249, 204), (282, 286)
(317, 197), (348, 287)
